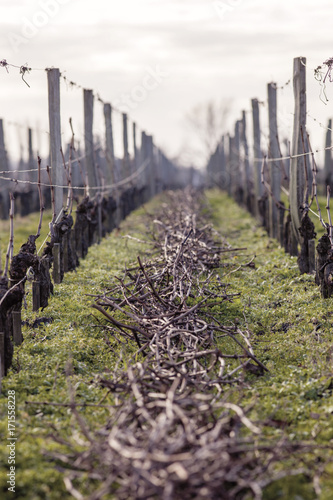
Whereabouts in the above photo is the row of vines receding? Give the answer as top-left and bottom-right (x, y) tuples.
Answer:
(206, 55), (333, 299)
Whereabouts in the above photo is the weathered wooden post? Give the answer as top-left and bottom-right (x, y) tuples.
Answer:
(122, 113), (130, 179)
(308, 239), (316, 273)
(0, 119), (9, 220)
(161, 151), (169, 191)
(132, 122), (138, 170)
(53, 242), (61, 284)
(12, 311), (23, 344)
(84, 89), (102, 242)
(227, 134), (234, 197)
(324, 118), (332, 189)
(147, 135), (155, 200)
(289, 57), (307, 256)
(32, 279), (41, 312)
(251, 98), (263, 219)
(47, 68), (63, 219)
(48, 68), (65, 282)
(156, 148), (164, 193)
(232, 120), (241, 203)
(240, 111), (251, 211)
(267, 82), (282, 240)
(103, 103), (115, 190)
(132, 122), (141, 205)
(141, 131), (149, 201)
(84, 89), (98, 194)
(103, 103), (119, 229)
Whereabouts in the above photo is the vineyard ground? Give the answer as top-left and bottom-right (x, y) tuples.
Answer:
(0, 189), (332, 499)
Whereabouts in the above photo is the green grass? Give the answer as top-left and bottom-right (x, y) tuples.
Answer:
(207, 189), (333, 500)
(0, 209), (53, 271)
(0, 193), (333, 499)
(0, 205), (152, 499)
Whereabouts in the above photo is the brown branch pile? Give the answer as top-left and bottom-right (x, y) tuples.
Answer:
(47, 189), (320, 500)
(92, 192), (267, 386)
(53, 361), (312, 500)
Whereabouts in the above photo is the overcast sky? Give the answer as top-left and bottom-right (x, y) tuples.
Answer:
(1, 0), (333, 167)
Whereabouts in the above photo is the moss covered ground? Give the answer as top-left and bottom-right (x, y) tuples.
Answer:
(0, 191), (332, 499)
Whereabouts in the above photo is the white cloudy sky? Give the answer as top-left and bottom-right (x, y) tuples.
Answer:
(1, 0), (333, 167)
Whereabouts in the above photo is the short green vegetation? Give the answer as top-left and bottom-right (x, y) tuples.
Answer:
(207, 189), (333, 500)
(0, 207), (152, 499)
(0, 192), (332, 499)
(0, 209), (53, 269)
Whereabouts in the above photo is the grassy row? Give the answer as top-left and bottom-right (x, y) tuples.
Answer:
(207, 190), (333, 500)
(0, 191), (332, 499)
(0, 206), (153, 499)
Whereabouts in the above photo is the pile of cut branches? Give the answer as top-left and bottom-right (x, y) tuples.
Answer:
(49, 189), (322, 500)
(92, 190), (267, 387)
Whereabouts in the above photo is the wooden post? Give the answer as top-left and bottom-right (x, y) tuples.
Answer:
(83, 225), (89, 256)
(232, 121), (241, 202)
(240, 111), (251, 210)
(104, 103), (121, 226)
(103, 103), (115, 189)
(227, 134), (234, 197)
(308, 239), (316, 273)
(122, 113), (130, 180)
(213, 144), (221, 187)
(47, 68), (63, 219)
(133, 122), (138, 170)
(268, 83), (282, 240)
(289, 57), (307, 256)
(0, 119), (9, 220)
(53, 242), (61, 284)
(63, 232), (69, 272)
(32, 281), (40, 312)
(279, 204), (285, 247)
(70, 230), (76, 265)
(157, 148), (164, 193)
(141, 131), (148, 199)
(324, 118), (332, 189)
(132, 122), (140, 203)
(251, 98), (263, 218)
(12, 311), (23, 344)
(161, 152), (169, 191)
(84, 89), (98, 194)
(146, 135), (155, 199)
(75, 223), (83, 259)
(159, 151), (164, 190)
(28, 128), (38, 212)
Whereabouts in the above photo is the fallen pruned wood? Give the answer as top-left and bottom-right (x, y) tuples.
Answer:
(45, 189), (323, 499)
